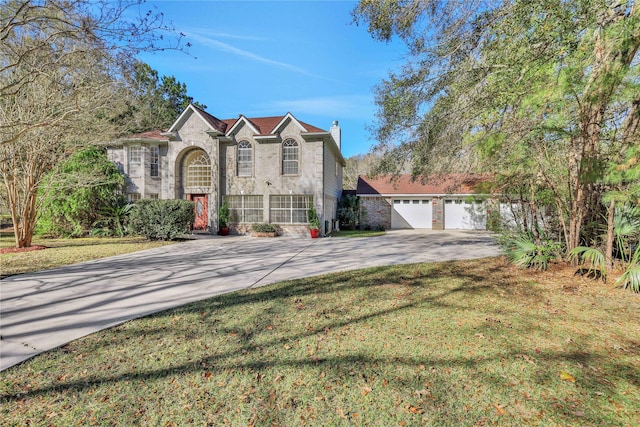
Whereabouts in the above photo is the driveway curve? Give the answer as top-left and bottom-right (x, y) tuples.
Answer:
(1, 230), (500, 371)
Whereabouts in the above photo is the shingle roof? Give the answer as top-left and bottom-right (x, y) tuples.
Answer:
(192, 105), (228, 133)
(222, 115), (326, 135)
(126, 130), (170, 141)
(357, 174), (490, 195)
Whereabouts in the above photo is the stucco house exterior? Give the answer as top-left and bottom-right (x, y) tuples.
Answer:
(357, 174), (491, 230)
(107, 104), (345, 236)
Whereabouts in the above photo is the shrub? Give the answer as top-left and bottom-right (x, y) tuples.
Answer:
(337, 194), (360, 229)
(616, 246), (640, 293)
(36, 146), (126, 237)
(251, 223), (277, 233)
(128, 199), (194, 240)
(308, 205), (320, 229)
(568, 246), (607, 282)
(502, 233), (563, 271)
(218, 201), (230, 228)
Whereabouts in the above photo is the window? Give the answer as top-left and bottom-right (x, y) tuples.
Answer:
(128, 146), (142, 177)
(237, 141), (252, 176)
(282, 139), (299, 175)
(270, 195), (312, 223)
(224, 195), (263, 223)
(148, 193), (159, 200)
(184, 150), (211, 187)
(150, 146), (159, 177)
(128, 193), (141, 202)
(393, 200), (401, 204)
(412, 200), (420, 204)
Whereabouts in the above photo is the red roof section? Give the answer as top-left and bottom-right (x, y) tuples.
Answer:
(222, 115), (326, 135)
(357, 174), (490, 195)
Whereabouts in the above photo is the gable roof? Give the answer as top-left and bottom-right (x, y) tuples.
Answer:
(357, 174), (490, 196)
(168, 104), (227, 134)
(222, 114), (326, 136)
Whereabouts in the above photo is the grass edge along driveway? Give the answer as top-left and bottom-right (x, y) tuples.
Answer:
(1, 257), (638, 426)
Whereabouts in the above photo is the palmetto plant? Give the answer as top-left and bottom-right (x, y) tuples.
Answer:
(612, 205), (640, 263)
(569, 205), (640, 292)
(616, 246), (640, 293)
(504, 233), (562, 271)
(568, 246), (607, 282)
(94, 203), (134, 237)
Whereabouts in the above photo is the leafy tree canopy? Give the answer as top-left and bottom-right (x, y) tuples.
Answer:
(353, 0), (640, 250)
(122, 61), (207, 133)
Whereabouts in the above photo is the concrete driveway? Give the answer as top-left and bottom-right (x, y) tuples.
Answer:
(0, 230), (500, 371)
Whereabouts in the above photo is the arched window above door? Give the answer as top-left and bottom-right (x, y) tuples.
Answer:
(184, 150), (211, 187)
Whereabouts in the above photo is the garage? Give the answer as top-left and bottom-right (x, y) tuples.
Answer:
(444, 199), (486, 230)
(392, 199), (432, 229)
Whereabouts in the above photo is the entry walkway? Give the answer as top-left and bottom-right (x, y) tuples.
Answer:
(0, 230), (500, 371)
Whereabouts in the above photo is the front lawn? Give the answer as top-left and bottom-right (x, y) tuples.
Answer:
(330, 229), (386, 238)
(0, 236), (174, 278)
(1, 257), (638, 425)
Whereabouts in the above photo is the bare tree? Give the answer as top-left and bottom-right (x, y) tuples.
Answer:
(0, 0), (184, 247)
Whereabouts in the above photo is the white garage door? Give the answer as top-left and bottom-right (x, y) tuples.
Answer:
(392, 199), (432, 229)
(444, 199), (486, 230)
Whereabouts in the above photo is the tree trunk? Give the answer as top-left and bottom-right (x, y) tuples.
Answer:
(529, 180), (541, 246)
(605, 198), (615, 272)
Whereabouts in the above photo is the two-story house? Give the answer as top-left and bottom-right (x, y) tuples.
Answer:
(107, 104), (345, 236)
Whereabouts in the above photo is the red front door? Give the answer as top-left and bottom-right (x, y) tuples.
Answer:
(190, 194), (208, 231)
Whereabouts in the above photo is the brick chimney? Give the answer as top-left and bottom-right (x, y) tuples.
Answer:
(330, 120), (341, 150)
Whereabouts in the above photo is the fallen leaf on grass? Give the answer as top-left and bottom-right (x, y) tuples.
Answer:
(493, 402), (507, 415)
(560, 371), (576, 382)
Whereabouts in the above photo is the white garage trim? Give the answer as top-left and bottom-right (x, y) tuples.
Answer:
(392, 198), (432, 229)
(444, 199), (486, 230)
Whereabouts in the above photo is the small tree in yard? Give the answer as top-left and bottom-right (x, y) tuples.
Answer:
(37, 147), (127, 237)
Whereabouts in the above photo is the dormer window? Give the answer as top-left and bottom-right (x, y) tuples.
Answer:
(282, 139), (299, 175)
(237, 140), (252, 176)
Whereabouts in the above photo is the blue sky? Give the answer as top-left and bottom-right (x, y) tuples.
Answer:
(137, 0), (407, 157)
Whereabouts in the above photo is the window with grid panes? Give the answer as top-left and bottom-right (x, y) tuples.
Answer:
(270, 195), (312, 224)
(184, 151), (211, 187)
(128, 146), (142, 177)
(150, 146), (159, 177)
(224, 195), (263, 223)
(282, 139), (299, 175)
(237, 141), (252, 176)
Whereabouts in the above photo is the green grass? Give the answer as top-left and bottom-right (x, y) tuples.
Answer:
(0, 236), (174, 277)
(1, 258), (638, 426)
(330, 229), (386, 238)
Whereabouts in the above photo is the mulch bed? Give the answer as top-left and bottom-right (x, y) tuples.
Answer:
(0, 245), (47, 254)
